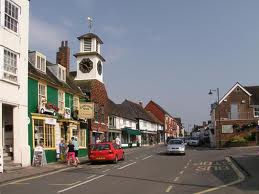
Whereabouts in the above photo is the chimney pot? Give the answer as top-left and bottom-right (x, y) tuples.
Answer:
(61, 41), (64, 47)
(65, 41), (68, 47)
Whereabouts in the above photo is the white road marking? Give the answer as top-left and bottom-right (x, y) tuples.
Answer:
(102, 169), (111, 173)
(1, 167), (75, 187)
(9, 182), (31, 185)
(90, 165), (106, 169)
(57, 174), (106, 193)
(194, 157), (246, 194)
(179, 170), (184, 174)
(165, 185), (173, 192)
(87, 175), (96, 179)
(118, 162), (136, 170)
(142, 155), (152, 160)
(49, 181), (81, 186)
(173, 177), (179, 182)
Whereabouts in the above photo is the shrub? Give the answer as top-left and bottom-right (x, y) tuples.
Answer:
(229, 135), (248, 143)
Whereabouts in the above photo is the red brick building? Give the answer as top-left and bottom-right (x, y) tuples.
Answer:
(211, 82), (259, 147)
(145, 100), (180, 142)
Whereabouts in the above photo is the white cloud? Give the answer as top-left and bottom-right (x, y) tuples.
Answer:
(29, 17), (70, 57)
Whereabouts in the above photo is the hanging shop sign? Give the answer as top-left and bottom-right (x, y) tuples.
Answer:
(78, 102), (94, 119)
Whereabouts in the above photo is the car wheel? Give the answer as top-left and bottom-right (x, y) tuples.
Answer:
(114, 155), (118, 164)
(121, 153), (125, 161)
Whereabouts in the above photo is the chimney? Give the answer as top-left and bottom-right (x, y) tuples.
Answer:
(139, 101), (143, 107)
(56, 40), (70, 74)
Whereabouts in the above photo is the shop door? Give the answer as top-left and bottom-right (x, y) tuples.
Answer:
(2, 104), (14, 157)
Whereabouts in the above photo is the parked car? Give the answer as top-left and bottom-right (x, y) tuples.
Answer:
(89, 142), (125, 164)
(166, 139), (186, 155)
(189, 137), (200, 146)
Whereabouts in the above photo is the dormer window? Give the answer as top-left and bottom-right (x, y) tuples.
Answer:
(83, 38), (91, 52)
(36, 55), (46, 72)
(58, 65), (66, 82)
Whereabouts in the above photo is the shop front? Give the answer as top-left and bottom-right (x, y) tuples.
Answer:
(31, 113), (87, 163)
(108, 129), (121, 142)
(141, 130), (157, 145)
(121, 127), (141, 148)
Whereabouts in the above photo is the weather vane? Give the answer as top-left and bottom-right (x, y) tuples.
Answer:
(87, 17), (93, 32)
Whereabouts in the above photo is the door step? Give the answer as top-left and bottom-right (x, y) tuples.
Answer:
(3, 162), (22, 172)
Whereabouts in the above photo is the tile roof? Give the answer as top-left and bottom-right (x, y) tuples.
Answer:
(121, 100), (158, 123)
(28, 61), (83, 96)
(148, 100), (173, 117)
(244, 86), (259, 105)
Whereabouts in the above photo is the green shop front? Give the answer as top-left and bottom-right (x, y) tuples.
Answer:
(121, 127), (141, 148)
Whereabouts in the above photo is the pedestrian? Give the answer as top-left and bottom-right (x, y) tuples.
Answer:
(66, 140), (76, 166)
(59, 138), (66, 162)
(96, 137), (101, 143)
(115, 136), (121, 147)
(72, 137), (80, 165)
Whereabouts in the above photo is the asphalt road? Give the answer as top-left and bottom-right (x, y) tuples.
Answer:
(0, 145), (256, 194)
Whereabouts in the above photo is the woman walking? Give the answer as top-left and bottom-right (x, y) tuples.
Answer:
(66, 140), (76, 166)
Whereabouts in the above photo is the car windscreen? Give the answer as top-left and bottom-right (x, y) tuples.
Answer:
(91, 144), (111, 151)
(191, 137), (199, 140)
(168, 139), (183, 144)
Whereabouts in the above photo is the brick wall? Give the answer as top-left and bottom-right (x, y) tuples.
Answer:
(56, 41), (70, 74)
(145, 101), (165, 123)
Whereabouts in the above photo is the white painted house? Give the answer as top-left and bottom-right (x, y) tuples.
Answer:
(0, 0), (30, 169)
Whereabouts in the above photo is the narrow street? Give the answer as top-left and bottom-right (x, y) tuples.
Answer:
(1, 145), (256, 194)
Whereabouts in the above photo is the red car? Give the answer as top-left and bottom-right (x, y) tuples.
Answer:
(89, 142), (125, 164)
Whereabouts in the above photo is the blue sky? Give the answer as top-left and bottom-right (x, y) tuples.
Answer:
(29, 0), (259, 130)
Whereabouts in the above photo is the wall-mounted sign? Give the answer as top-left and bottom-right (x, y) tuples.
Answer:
(78, 102), (94, 119)
(64, 107), (71, 119)
(222, 125), (233, 134)
(45, 118), (57, 125)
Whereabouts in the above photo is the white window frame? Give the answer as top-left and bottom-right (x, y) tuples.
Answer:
(58, 90), (65, 113)
(35, 53), (46, 73)
(254, 108), (259, 117)
(38, 83), (47, 106)
(3, 48), (18, 83)
(4, 0), (19, 33)
(57, 65), (66, 82)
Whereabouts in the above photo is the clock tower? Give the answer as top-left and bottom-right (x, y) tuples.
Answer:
(74, 33), (105, 83)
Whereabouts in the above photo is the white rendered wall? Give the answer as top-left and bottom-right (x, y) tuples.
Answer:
(0, 0), (30, 166)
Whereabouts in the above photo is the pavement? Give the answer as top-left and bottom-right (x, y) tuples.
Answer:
(0, 145), (258, 194)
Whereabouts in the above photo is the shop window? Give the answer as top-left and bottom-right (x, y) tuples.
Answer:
(33, 119), (55, 149)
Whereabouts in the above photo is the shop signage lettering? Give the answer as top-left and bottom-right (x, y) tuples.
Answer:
(78, 102), (94, 119)
(45, 118), (57, 125)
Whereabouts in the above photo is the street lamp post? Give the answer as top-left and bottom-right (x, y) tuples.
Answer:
(209, 88), (221, 148)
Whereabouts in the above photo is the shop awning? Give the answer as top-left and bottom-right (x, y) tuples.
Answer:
(122, 128), (141, 135)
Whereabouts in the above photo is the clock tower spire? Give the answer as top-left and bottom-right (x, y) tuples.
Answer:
(74, 26), (105, 83)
